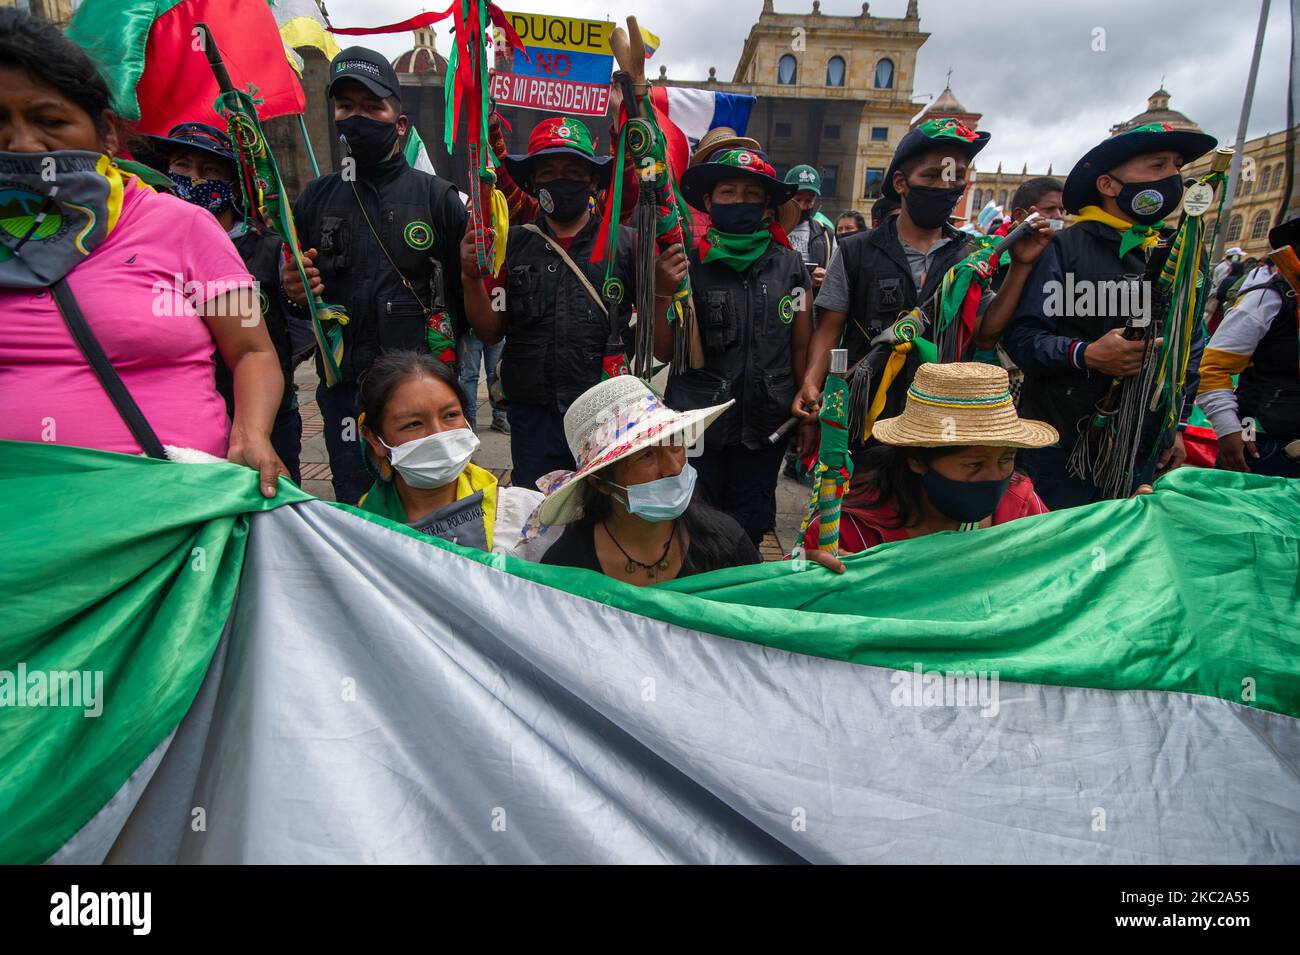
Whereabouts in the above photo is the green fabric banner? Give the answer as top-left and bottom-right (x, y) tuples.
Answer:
(2, 440), (1297, 863)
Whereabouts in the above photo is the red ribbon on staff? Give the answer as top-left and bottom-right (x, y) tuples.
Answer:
(329, 3), (527, 58)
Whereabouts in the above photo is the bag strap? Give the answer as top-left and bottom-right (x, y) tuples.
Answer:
(51, 278), (167, 459)
(348, 179), (433, 314)
(521, 223), (608, 318)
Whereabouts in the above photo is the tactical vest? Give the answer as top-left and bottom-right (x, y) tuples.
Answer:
(839, 217), (971, 364)
(665, 242), (807, 450)
(1237, 276), (1300, 440)
(1017, 221), (1166, 449)
(499, 216), (636, 413)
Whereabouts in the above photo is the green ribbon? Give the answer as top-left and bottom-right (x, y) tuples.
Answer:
(1118, 219), (1163, 258)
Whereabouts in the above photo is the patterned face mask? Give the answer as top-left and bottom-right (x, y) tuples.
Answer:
(167, 170), (236, 215)
(0, 149), (125, 288)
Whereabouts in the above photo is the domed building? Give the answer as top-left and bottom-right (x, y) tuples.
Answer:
(392, 27), (448, 78)
(1109, 87), (1203, 136)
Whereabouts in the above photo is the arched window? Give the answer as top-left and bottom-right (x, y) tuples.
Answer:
(973, 188), (983, 208)
(998, 190), (1008, 208)
(874, 58), (894, 89)
(1265, 164), (1281, 192)
(1226, 214), (1243, 242)
(826, 56), (846, 87)
(1250, 210), (1271, 240)
(778, 54), (797, 85)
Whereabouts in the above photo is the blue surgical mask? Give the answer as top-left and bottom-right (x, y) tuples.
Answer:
(609, 464), (697, 522)
(921, 468), (1010, 524)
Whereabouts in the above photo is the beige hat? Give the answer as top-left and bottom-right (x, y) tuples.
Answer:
(871, 363), (1058, 449)
(689, 126), (761, 167)
(534, 376), (733, 525)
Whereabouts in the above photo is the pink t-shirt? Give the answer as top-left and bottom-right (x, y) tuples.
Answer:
(0, 176), (255, 457)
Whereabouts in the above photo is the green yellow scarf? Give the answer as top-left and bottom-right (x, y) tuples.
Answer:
(358, 461), (500, 551)
(1074, 205), (1163, 258)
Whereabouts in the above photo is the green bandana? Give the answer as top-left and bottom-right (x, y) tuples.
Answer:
(701, 227), (773, 272)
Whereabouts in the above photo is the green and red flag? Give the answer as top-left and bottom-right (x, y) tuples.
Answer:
(68, 0), (305, 136)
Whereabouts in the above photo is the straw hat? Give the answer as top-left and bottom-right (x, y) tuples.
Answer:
(689, 126), (760, 166)
(535, 376), (733, 525)
(871, 363), (1058, 449)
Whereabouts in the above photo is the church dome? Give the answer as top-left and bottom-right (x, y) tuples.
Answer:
(1110, 88), (1201, 136)
(393, 27), (447, 76)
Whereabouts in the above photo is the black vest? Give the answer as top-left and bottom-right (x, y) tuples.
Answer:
(800, 217), (834, 270)
(1237, 276), (1300, 439)
(665, 242), (807, 450)
(1017, 221), (1166, 449)
(838, 217), (971, 364)
(499, 216), (636, 413)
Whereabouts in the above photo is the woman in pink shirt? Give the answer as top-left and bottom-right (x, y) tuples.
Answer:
(0, 10), (287, 496)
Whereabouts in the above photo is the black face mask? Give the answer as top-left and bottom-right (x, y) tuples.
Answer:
(337, 115), (399, 170)
(535, 178), (592, 222)
(921, 469), (1011, 524)
(1111, 173), (1184, 225)
(710, 201), (767, 234)
(902, 183), (965, 229)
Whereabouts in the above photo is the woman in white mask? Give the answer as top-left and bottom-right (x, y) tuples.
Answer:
(535, 376), (760, 585)
(359, 350), (553, 559)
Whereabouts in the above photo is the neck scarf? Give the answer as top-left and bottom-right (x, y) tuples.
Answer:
(359, 461), (500, 551)
(700, 222), (789, 272)
(1074, 205), (1163, 258)
(0, 151), (142, 288)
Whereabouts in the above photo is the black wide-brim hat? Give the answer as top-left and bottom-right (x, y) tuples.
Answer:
(1063, 123), (1218, 213)
(502, 148), (614, 190)
(882, 118), (990, 200)
(679, 148), (796, 212)
(139, 122), (236, 167)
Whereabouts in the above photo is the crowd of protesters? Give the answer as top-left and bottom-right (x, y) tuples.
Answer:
(1, 8), (1296, 592)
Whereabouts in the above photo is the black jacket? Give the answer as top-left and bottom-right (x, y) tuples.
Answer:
(665, 242), (808, 450)
(290, 155), (467, 384)
(215, 225), (295, 418)
(500, 215), (636, 413)
(1003, 220), (1204, 452)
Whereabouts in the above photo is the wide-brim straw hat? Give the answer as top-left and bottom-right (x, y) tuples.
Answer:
(872, 362), (1058, 449)
(689, 126), (761, 166)
(535, 376), (733, 526)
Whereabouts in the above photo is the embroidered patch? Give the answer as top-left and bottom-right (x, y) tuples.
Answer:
(1129, 189), (1164, 218)
(602, 277), (625, 304)
(403, 221), (433, 250)
(778, 294), (794, 323)
(538, 188), (555, 215)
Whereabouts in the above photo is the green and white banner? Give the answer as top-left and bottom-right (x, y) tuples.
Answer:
(2, 441), (1297, 863)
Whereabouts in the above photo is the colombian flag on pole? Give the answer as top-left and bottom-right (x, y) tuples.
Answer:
(68, 0), (306, 136)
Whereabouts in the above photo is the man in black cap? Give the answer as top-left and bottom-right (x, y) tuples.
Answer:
(281, 47), (493, 504)
(795, 118), (989, 453)
(1003, 122), (1217, 507)
(141, 122), (302, 481)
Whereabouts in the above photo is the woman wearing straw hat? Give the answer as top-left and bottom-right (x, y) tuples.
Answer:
(801, 363), (1057, 561)
(537, 376), (761, 584)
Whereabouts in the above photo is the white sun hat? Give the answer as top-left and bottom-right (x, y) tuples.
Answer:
(534, 376), (733, 526)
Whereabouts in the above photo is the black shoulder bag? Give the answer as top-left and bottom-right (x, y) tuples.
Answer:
(51, 278), (167, 459)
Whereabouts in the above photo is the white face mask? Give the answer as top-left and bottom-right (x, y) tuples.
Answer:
(380, 428), (480, 489)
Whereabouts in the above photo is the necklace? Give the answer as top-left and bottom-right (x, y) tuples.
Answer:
(602, 520), (676, 578)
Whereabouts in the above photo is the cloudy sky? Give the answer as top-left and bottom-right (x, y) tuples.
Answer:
(327, 0), (1293, 172)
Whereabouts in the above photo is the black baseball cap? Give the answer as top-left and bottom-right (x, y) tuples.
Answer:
(328, 46), (401, 101)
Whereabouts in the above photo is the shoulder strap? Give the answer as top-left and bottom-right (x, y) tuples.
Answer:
(520, 223), (607, 318)
(51, 278), (166, 459)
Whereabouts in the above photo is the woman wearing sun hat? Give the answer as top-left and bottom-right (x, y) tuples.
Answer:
(651, 146), (813, 545)
(537, 376), (760, 585)
(801, 363), (1057, 559)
